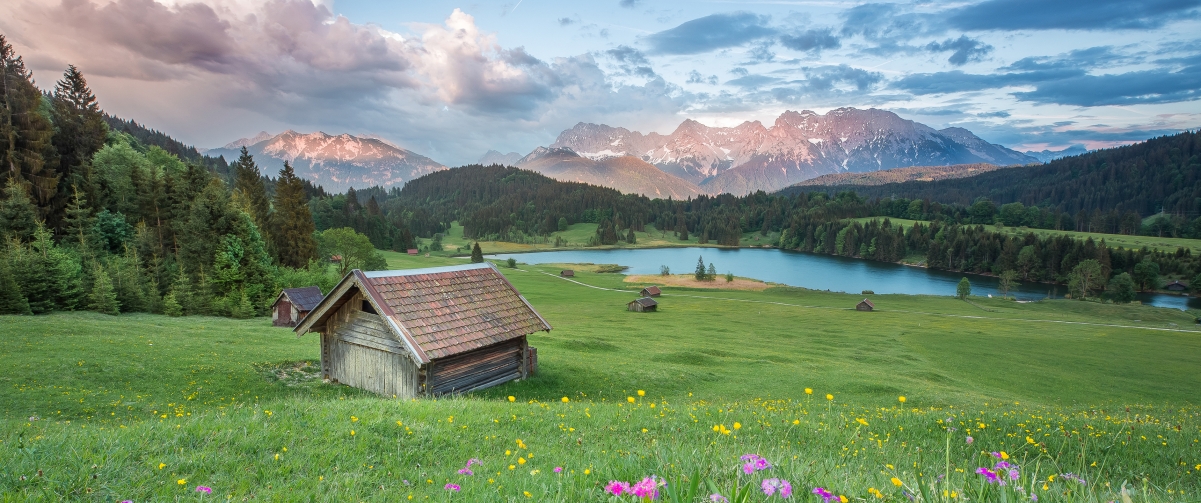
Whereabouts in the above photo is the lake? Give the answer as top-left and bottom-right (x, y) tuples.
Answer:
(489, 247), (1200, 311)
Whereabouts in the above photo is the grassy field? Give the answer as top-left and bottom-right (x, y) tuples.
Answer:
(3, 260), (1201, 501)
(853, 217), (1201, 255)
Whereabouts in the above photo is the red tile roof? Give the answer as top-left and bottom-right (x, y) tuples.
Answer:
(360, 263), (551, 361)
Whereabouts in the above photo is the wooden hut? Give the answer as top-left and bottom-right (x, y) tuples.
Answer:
(1166, 280), (1187, 291)
(560, 270), (575, 277)
(628, 297), (658, 312)
(407, 249), (419, 256)
(640, 286), (662, 297)
(294, 263), (551, 398)
(856, 298), (875, 311)
(271, 286), (324, 327)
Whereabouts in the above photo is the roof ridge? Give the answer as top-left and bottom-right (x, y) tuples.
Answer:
(362, 262), (490, 278)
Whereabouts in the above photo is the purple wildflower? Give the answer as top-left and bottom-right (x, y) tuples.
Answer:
(195, 486), (212, 494)
(1009, 469), (1020, 481)
(630, 476), (661, 499)
(457, 468), (473, 475)
(444, 483), (460, 492)
(466, 458), (481, 467)
(813, 487), (838, 503)
(762, 478), (792, 498)
(1031, 494), (1038, 502)
(710, 494), (730, 503)
(991, 451), (1003, 459)
(976, 467), (1001, 485)
(995, 461), (1012, 470)
(741, 454), (772, 474)
(1059, 473), (1088, 485)
(606, 481), (631, 496)
(554, 466), (563, 473)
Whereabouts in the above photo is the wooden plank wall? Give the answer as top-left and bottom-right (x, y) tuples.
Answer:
(322, 289), (421, 398)
(427, 338), (524, 395)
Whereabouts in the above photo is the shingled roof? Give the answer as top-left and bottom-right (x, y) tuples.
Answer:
(275, 286), (324, 311)
(296, 263), (551, 363)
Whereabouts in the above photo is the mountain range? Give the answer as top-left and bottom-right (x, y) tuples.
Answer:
(507, 108), (1036, 196)
(207, 131), (446, 192)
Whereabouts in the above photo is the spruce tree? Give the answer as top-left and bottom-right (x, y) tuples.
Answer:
(626, 227), (636, 244)
(0, 178), (38, 242)
(694, 255), (706, 281)
(0, 258), (31, 315)
(0, 35), (58, 210)
(49, 65), (107, 230)
(162, 291), (183, 317)
(233, 147), (271, 235)
(270, 162), (318, 268)
(229, 289), (254, 319)
(470, 242), (484, 263)
(88, 264), (120, 315)
(707, 262), (716, 281)
(62, 184), (95, 248)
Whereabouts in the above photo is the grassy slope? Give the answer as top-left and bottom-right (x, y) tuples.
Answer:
(852, 217), (1201, 255)
(3, 261), (1201, 501)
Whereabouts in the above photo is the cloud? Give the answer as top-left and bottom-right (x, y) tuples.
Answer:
(1011, 67), (1201, 106)
(644, 12), (775, 55)
(947, 0), (1201, 31)
(686, 70), (718, 85)
(619, 0), (640, 8)
(925, 36), (993, 66)
(977, 111), (1011, 118)
(892, 69), (1083, 94)
(558, 17), (575, 26)
(725, 74), (780, 89)
(779, 29), (841, 54)
(603, 45), (656, 77)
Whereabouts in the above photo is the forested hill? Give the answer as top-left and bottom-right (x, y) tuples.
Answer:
(103, 114), (231, 177)
(782, 130), (1201, 218)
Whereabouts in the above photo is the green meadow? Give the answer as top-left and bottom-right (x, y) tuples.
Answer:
(3, 258), (1201, 501)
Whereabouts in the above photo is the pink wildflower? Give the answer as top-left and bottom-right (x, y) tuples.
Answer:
(813, 487), (838, 503)
(554, 466), (563, 473)
(710, 494), (729, 503)
(630, 476), (660, 499)
(606, 481), (631, 496)
(457, 468), (473, 475)
(762, 478), (792, 498)
(976, 467), (1001, 485)
(966, 436), (974, 444)
(444, 483), (461, 492)
(1008, 469), (1020, 481)
(740, 454), (772, 474)
(195, 486), (212, 494)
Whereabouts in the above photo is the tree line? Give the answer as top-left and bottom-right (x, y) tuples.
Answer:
(0, 36), (384, 317)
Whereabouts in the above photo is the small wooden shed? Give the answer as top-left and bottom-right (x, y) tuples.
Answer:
(628, 297), (658, 312)
(560, 270), (575, 277)
(407, 249), (419, 256)
(1166, 280), (1187, 291)
(856, 298), (875, 311)
(640, 286), (662, 297)
(295, 263), (551, 398)
(271, 286), (324, 327)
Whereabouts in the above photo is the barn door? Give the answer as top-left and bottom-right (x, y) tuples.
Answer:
(277, 300), (292, 326)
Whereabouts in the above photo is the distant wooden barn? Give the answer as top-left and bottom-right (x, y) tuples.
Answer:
(407, 249), (419, 256)
(560, 270), (575, 277)
(628, 297), (658, 312)
(271, 286), (324, 327)
(640, 286), (661, 297)
(295, 263), (551, 398)
(856, 298), (875, 311)
(1166, 280), (1187, 291)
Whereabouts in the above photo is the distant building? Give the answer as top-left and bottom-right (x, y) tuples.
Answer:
(271, 286), (324, 327)
(856, 298), (875, 311)
(628, 297), (658, 312)
(560, 270), (575, 277)
(640, 286), (662, 297)
(295, 263), (551, 398)
(1166, 280), (1187, 291)
(407, 249), (419, 256)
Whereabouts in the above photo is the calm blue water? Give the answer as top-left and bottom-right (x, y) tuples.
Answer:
(490, 247), (1200, 311)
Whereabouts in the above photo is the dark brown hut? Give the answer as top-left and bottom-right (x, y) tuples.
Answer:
(407, 249), (419, 256)
(1166, 280), (1187, 291)
(560, 270), (575, 277)
(640, 286), (662, 297)
(294, 263), (551, 398)
(628, 297), (658, 312)
(856, 298), (875, 311)
(271, 286), (324, 327)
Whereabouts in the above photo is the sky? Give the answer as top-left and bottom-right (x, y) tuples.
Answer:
(2, 0), (1200, 166)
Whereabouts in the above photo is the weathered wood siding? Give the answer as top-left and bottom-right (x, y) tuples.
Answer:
(273, 300), (293, 326)
(427, 337), (525, 395)
(321, 290), (421, 398)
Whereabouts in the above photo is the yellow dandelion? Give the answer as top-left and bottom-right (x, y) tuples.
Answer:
(561, 397), (569, 403)
(805, 388), (813, 395)
(898, 396), (906, 403)
(826, 394), (834, 401)
(350, 430), (355, 436)
(793, 419), (800, 425)
(584, 469), (591, 475)
(637, 390), (646, 396)
(319, 476), (324, 481)
(506, 450), (512, 455)
(641, 428), (648, 433)
(177, 479), (186, 485)
(713, 425), (720, 432)
(158, 463), (166, 470)
(856, 418), (869, 426)
(274, 453), (279, 460)
(518, 457), (526, 465)
(628, 396), (636, 403)
(839, 495), (847, 503)
(891, 477), (903, 487)
(508, 396), (516, 402)
(509, 465), (516, 470)
(1000, 451), (1009, 460)
(351, 416), (358, 422)
(524, 491), (532, 498)
(733, 422), (742, 430)
(397, 421), (403, 427)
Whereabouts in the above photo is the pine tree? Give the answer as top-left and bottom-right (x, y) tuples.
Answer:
(471, 242), (484, 263)
(229, 289), (254, 319)
(0, 257), (31, 315)
(0, 35), (58, 211)
(270, 162), (317, 268)
(707, 262), (716, 281)
(49, 65), (107, 231)
(233, 147), (271, 234)
(88, 264), (120, 315)
(626, 227), (636, 244)
(694, 255), (706, 281)
(162, 291), (183, 317)
(0, 178), (38, 241)
(62, 184), (95, 248)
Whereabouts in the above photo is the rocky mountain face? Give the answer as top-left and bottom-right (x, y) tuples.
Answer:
(516, 148), (703, 199)
(1023, 145), (1088, 163)
(546, 108), (1037, 195)
(208, 131), (446, 192)
(478, 150), (523, 166)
